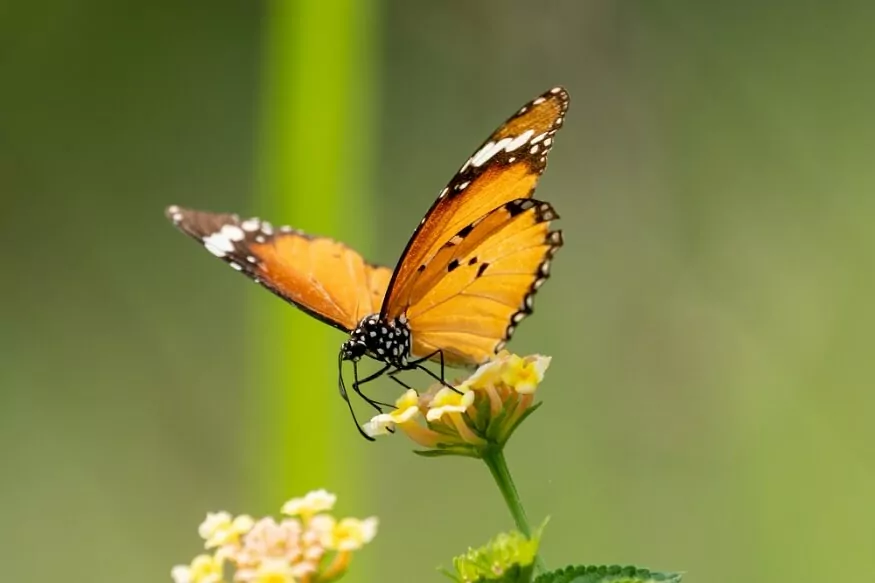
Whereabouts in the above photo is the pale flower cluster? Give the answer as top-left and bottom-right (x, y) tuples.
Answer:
(364, 352), (551, 455)
(171, 490), (377, 583)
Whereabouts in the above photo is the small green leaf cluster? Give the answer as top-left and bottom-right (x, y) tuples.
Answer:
(445, 528), (542, 583)
(445, 529), (683, 583)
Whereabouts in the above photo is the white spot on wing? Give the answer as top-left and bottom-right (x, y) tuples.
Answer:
(470, 140), (497, 167)
(505, 129), (534, 152)
(202, 232), (236, 257)
(220, 224), (245, 242)
(469, 128), (545, 168)
(204, 243), (226, 257)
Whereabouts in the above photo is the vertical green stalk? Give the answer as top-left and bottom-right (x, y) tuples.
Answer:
(250, 0), (378, 512)
(482, 448), (547, 573)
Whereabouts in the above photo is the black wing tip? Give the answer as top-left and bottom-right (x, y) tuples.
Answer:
(546, 85), (569, 101)
(533, 200), (560, 222)
(518, 86), (570, 114)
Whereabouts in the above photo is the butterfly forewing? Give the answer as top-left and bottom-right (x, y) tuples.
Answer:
(166, 206), (391, 332)
(380, 87), (567, 323)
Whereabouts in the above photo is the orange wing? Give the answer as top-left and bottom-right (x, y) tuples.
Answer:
(405, 199), (562, 366)
(381, 87), (568, 323)
(166, 206), (391, 332)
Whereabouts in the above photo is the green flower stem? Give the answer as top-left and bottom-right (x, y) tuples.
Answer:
(482, 447), (546, 573)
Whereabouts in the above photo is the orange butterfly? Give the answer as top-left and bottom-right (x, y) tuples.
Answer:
(167, 87), (568, 437)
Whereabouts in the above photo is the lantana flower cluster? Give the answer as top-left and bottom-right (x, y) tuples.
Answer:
(171, 489), (377, 583)
(364, 352), (551, 456)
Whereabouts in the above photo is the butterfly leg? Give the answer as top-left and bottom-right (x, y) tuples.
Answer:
(406, 350), (461, 393)
(352, 360), (396, 410)
(387, 368), (413, 390)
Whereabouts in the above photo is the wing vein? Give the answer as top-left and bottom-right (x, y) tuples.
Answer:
(305, 241), (346, 319)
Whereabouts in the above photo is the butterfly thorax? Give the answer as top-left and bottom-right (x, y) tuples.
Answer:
(340, 314), (411, 367)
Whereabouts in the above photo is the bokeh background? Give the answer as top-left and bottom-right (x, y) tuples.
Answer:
(2, 1), (873, 582)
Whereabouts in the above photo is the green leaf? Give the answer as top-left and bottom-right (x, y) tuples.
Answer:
(446, 528), (543, 583)
(533, 565), (683, 583)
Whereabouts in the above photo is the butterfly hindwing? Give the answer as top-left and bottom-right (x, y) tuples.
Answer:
(166, 205), (391, 332)
(405, 199), (562, 366)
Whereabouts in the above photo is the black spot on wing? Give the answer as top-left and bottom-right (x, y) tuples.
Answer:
(506, 199), (536, 217)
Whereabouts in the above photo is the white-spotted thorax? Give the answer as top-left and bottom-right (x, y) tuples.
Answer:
(340, 313), (411, 368)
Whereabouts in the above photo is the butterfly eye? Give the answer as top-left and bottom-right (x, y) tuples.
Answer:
(341, 339), (368, 361)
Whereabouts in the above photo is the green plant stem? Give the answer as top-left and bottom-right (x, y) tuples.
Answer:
(482, 448), (546, 573)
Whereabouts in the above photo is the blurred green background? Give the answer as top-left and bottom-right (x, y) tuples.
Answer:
(2, 1), (873, 582)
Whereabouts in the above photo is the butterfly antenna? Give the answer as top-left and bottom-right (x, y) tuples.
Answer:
(338, 351), (375, 441)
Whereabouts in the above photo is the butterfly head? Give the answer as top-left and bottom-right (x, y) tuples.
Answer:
(341, 314), (411, 367)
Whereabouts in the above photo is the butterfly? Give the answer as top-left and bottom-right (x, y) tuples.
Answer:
(166, 86), (568, 437)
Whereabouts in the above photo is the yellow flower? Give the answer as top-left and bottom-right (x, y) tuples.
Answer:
(362, 389), (421, 436)
(174, 491), (378, 583)
(458, 354), (506, 390)
(501, 354), (551, 394)
(335, 517), (379, 551)
(365, 353), (551, 456)
(171, 553), (224, 583)
(426, 386), (475, 421)
(199, 511), (254, 549)
(314, 516), (380, 552)
(280, 489), (336, 518)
